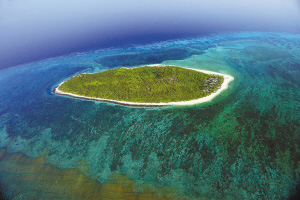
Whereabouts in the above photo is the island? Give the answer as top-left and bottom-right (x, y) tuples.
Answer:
(53, 64), (234, 106)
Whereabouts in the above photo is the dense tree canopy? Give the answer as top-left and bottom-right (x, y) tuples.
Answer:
(59, 66), (224, 103)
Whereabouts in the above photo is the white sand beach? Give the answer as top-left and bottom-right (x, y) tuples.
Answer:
(54, 64), (234, 107)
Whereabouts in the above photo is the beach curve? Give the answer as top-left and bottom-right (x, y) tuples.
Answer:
(53, 64), (234, 107)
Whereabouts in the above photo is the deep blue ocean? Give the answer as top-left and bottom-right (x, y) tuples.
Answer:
(0, 32), (300, 199)
(1, 0), (300, 70)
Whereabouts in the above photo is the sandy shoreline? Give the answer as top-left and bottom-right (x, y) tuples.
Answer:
(53, 64), (234, 107)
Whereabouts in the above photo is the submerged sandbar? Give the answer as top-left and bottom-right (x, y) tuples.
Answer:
(54, 65), (234, 106)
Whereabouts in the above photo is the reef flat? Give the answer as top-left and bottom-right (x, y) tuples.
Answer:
(1, 32), (300, 199)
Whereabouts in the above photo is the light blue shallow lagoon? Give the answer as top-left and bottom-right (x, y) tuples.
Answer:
(0, 32), (300, 199)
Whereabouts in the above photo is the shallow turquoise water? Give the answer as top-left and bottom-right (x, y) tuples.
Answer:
(0, 32), (300, 199)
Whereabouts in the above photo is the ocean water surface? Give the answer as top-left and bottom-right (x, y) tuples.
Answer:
(0, 32), (300, 199)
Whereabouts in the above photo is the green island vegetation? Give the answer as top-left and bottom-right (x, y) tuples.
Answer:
(58, 66), (224, 103)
